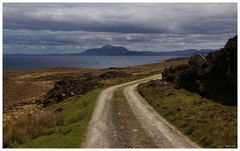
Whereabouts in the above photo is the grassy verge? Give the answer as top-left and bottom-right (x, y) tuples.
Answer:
(16, 88), (102, 148)
(138, 81), (237, 148)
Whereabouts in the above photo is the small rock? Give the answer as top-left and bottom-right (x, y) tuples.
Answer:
(55, 107), (63, 113)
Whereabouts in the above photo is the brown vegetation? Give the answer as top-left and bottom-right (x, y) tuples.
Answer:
(3, 67), (100, 108)
(99, 71), (131, 79)
(3, 111), (63, 148)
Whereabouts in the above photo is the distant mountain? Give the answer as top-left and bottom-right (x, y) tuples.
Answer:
(76, 44), (214, 56)
(4, 44), (215, 56)
(79, 44), (131, 56)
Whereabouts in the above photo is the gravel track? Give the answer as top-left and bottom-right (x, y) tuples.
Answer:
(84, 74), (199, 148)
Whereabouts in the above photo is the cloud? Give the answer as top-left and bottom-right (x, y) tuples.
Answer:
(3, 3), (237, 54)
(3, 29), (235, 54)
(3, 3), (237, 34)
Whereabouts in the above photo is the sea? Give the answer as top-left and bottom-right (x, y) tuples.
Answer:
(3, 55), (177, 70)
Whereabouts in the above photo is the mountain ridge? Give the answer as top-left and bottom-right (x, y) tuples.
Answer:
(4, 44), (215, 56)
(76, 44), (215, 56)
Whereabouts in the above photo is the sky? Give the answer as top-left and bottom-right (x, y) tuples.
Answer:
(3, 3), (237, 54)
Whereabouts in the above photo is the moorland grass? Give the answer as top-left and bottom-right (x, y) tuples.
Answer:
(138, 82), (237, 148)
(16, 88), (102, 148)
(3, 111), (63, 147)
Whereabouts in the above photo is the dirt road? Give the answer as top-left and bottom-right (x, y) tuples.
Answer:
(84, 74), (199, 148)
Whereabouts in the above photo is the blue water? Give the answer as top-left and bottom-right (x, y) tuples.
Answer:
(3, 55), (177, 70)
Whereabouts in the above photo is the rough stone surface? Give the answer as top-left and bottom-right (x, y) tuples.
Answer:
(188, 54), (207, 66)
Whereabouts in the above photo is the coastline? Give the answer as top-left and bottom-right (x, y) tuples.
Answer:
(3, 55), (180, 70)
(3, 58), (187, 111)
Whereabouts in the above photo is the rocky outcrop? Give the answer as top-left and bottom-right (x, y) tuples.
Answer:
(41, 77), (103, 106)
(162, 35), (237, 105)
(188, 54), (207, 66)
(8, 70), (130, 108)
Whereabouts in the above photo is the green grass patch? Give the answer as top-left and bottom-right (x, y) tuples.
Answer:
(17, 88), (102, 148)
(138, 81), (237, 148)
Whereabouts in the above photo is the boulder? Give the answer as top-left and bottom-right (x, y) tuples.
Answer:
(188, 54), (207, 66)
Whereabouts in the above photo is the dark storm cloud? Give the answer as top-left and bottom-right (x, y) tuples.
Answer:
(3, 3), (237, 34)
(3, 3), (237, 54)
